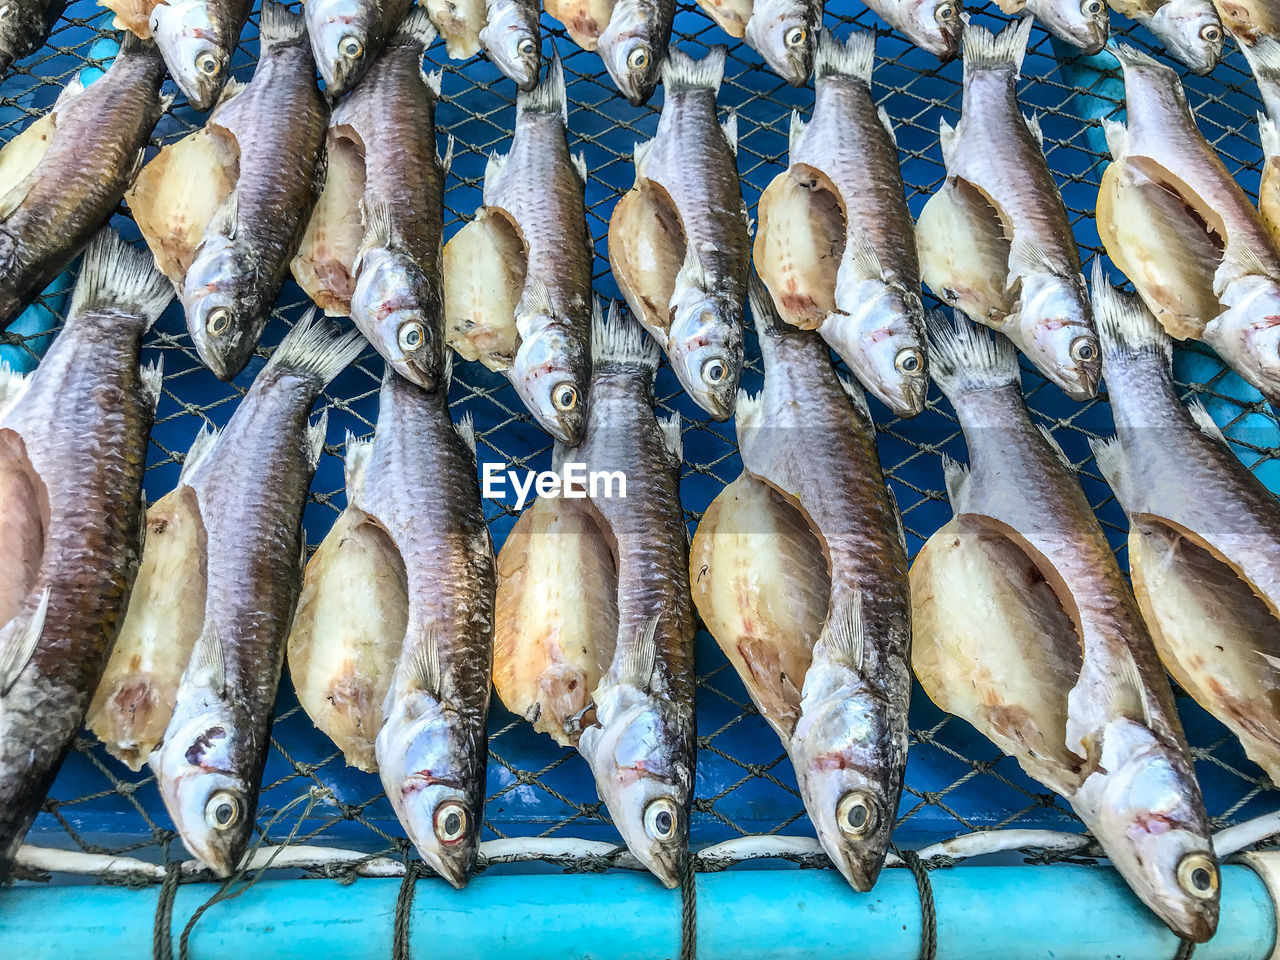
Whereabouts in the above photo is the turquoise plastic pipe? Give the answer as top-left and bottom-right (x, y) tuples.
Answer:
(0, 865), (1272, 959)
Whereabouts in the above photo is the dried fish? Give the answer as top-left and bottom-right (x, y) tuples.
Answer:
(995, 0), (1108, 52)
(1, 0), (67, 76)
(306, 0), (413, 97)
(597, 0), (673, 104)
(480, 0), (540, 89)
(1108, 0), (1224, 74)
(149, 0), (252, 111)
(425, 0), (485, 58)
(545, 0), (616, 50)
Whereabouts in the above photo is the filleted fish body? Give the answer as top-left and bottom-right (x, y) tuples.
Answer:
(425, 0), (485, 58)
(545, 0), (616, 50)
(306, 0), (413, 96)
(1213, 0), (1280, 43)
(0, 232), (173, 878)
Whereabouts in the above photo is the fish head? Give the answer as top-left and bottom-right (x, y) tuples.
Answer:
(350, 246), (442, 391)
(1087, 718), (1219, 942)
(150, 0), (232, 111)
(824, 281), (928, 418)
(1206, 274), (1280, 401)
(1027, 0), (1108, 54)
(1015, 272), (1101, 399)
(598, 1), (666, 105)
(376, 691), (482, 889)
(743, 0), (814, 85)
(1149, 0), (1224, 74)
(578, 687), (690, 888)
(479, 0), (541, 90)
(184, 235), (266, 381)
(307, 0), (374, 96)
(0, 0), (52, 74)
(511, 319), (590, 444)
(894, 0), (962, 59)
(150, 709), (255, 877)
(668, 291), (743, 420)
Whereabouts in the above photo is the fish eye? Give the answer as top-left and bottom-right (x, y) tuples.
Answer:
(627, 45), (650, 71)
(1080, 0), (1103, 14)
(701, 357), (729, 385)
(643, 798), (679, 841)
(0, 5), (14, 20)
(397, 320), (425, 352)
(1070, 336), (1097, 363)
(195, 51), (220, 76)
(1200, 23), (1221, 42)
(518, 37), (536, 57)
(552, 382), (578, 412)
(1176, 853), (1219, 900)
(339, 34), (364, 59)
(204, 791), (241, 831)
(433, 801), (468, 843)
(206, 307), (231, 337)
(895, 347), (924, 375)
(934, 1), (958, 22)
(784, 26), (806, 47)
(836, 791), (878, 838)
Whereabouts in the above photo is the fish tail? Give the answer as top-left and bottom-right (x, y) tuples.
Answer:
(1261, 112), (1279, 159)
(813, 29), (873, 83)
(264, 309), (366, 390)
(662, 45), (726, 94)
(394, 6), (438, 51)
(1109, 42), (1165, 73)
(925, 311), (1020, 396)
(1089, 260), (1171, 365)
(746, 272), (787, 340)
(260, 0), (307, 53)
(69, 229), (174, 331)
(962, 17), (1032, 80)
(592, 299), (659, 374)
(518, 52), (566, 123)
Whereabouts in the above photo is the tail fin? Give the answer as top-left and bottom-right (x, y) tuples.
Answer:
(1109, 42), (1166, 72)
(69, 230), (173, 331)
(592, 299), (659, 373)
(260, 0), (307, 54)
(925, 311), (1020, 396)
(747, 272), (786, 339)
(518, 52), (566, 123)
(264, 310), (366, 389)
(662, 45), (726, 94)
(180, 424), (221, 483)
(1089, 260), (1171, 366)
(962, 18), (1032, 80)
(814, 29), (873, 83)
(393, 6), (438, 50)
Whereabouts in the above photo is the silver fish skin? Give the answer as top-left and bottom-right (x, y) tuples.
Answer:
(368, 370), (495, 890)
(184, 1), (329, 382)
(484, 55), (592, 444)
(0, 35), (165, 331)
(0, 231), (173, 878)
(306, 0), (412, 97)
(1245, 35), (1280, 126)
(935, 20), (1099, 398)
(1012, 0), (1108, 52)
(149, 315), (363, 877)
(150, 0), (252, 111)
(867, 0), (961, 59)
(925, 315), (1218, 942)
(0, 0), (67, 77)
(480, 0), (541, 90)
(1110, 0), (1224, 73)
(338, 10), (446, 392)
(742, 0), (816, 85)
(575, 304), (694, 889)
(598, 0), (674, 105)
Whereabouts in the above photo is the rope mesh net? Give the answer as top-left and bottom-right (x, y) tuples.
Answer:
(7, 0), (1280, 899)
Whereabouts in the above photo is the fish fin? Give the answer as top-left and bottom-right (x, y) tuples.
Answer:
(51, 75), (86, 114)
(1216, 243), (1274, 287)
(259, 0), (306, 53)
(395, 6), (438, 50)
(188, 625), (226, 699)
(615, 615), (660, 688)
(1089, 435), (1127, 499)
(141, 359), (163, 413)
(941, 454), (970, 507)
(887, 484), (907, 553)
(360, 198), (395, 253)
(789, 110), (807, 154)
(633, 138), (654, 177)
(1247, 36), (1280, 79)
(747, 271), (786, 339)
(397, 634), (442, 696)
(846, 240), (889, 282)
(519, 52), (567, 123)
(962, 17), (1033, 79)
(593, 299), (659, 372)
(1110, 43), (1163, 71)
(925, 310), (1021, 395)
(1006, 236), (1061, 288)
(306, 411), (329, 472)
(1110, 652), (1153, 728)
(1036, 423), (1073, 471)
(0, 587), (49, 696)
(1024, 112), (1044, 152)
(180, 424), (220, 482)
(721, 110), (738, 156)
(1186, 399), (1228, 446)
(735, 389), (764, 434)
(939, 119), (957, 168)
(814, 27), (873, 81)
(877, 106), (897, 148)
(672, 242), (710, 303)
(423, 67), (444, 97)
(662, 44), (726, 93)
(439, 135), (454, 176)
(454, 412), (478, 459)
(838, 375), (872, 421)
(0, 365), (29, 413)
(264, 309), (366, 390)
(1090, 259), (1171, 366)
(823, 591), (864, 672)
(206, 191), (239, 241)
(343, 433), (373, 501)
(69, 230), (173, 330)
(1102, 118), (1128, 162)
(442, 350), (455, 390)
(518, 275), (553, 325)
(214, 78), (247, 110)
(658, 412), (682, 464)
(573, 151), (588, 183)
(483, 152), (508, 200)
(1261, 113), (1280, 160)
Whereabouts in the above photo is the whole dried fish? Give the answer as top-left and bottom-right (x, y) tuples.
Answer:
(609, 46), (746, 420)
(0, 34), (164, 332)
(1213, 0), (1279, 43)
(995, 0), (1108, 52)
(294, 10), (447, 391)
(149, 0), (252, 111)
(306, 0), (413, 97)
(1090, 266), (1280, 784)
(0, 231), (172, 878)
(742, 0), (816, 84)
(130, 1), (328, 382)
(494, 303), (694, 887)
(912, 314), (1219, 942)
(425, 0), (485, 58)
(916, 19), (1100, 399)
(1098, 44), (1280, 401)
(598, 0), (673, 104)
(1109, 0), (1224, 74)
(545, 0), (616, 50)
(0, 0), (67, 77)
(480, 0), (540, 89)
(755, 31), (928, 418)
(443, 56), (591, 444)
(149, 314), (363, 876)
(864, 0), (961, 59)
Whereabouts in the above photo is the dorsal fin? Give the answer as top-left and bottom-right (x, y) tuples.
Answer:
(721, 110), (738, 155)
(789, 110), (807, 154)
(455, 412), (477, 458)
(1089, 436), (1131, 512)
(141, 359), (163, 413)
(877, 106), (897, 148)
(1186, 399), (1228, 446)
(939, 119), (957, 168)
(306, 410), (329, 472)
(1102, 118), (1128, 162)
(941, 454), (970, 507)
(179, 424), (221, 483)
(1024, 112), (1044, 151)
(343, 433), (373, 500)
(658, 412), (682, 463)
(572, 151), (588, 183)
(439, 135), (455, 176)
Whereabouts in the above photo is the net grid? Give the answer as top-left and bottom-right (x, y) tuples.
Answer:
(3, 0), (1278, 918)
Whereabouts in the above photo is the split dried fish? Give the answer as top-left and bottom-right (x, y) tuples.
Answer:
(545, 0), (617, 51)
(0, 0), (67, 76)
(149, 314), (363, 877)
(443, 55), (591, 444)
(995, 0), (1107, 51)
(1212, 0), (1279, 43)
(755, 30), (928, 417)
(598, 0), (673, 104)
(691, 277), (911, 891)
(149, 0), (252, 111)
(0, 231), (172, 878)
(1090, 266), (1280, 785)
(916, 19), (1100, 399)
(912, 314), (1219, 942)
(1108, 0), (1224, 73)
(480, 0), (540, 89)
(609, 46), (746, 420)
(425, 0), (485, 58)
(306, 0), (413, 97)
(1098, 44), (1280, 401)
